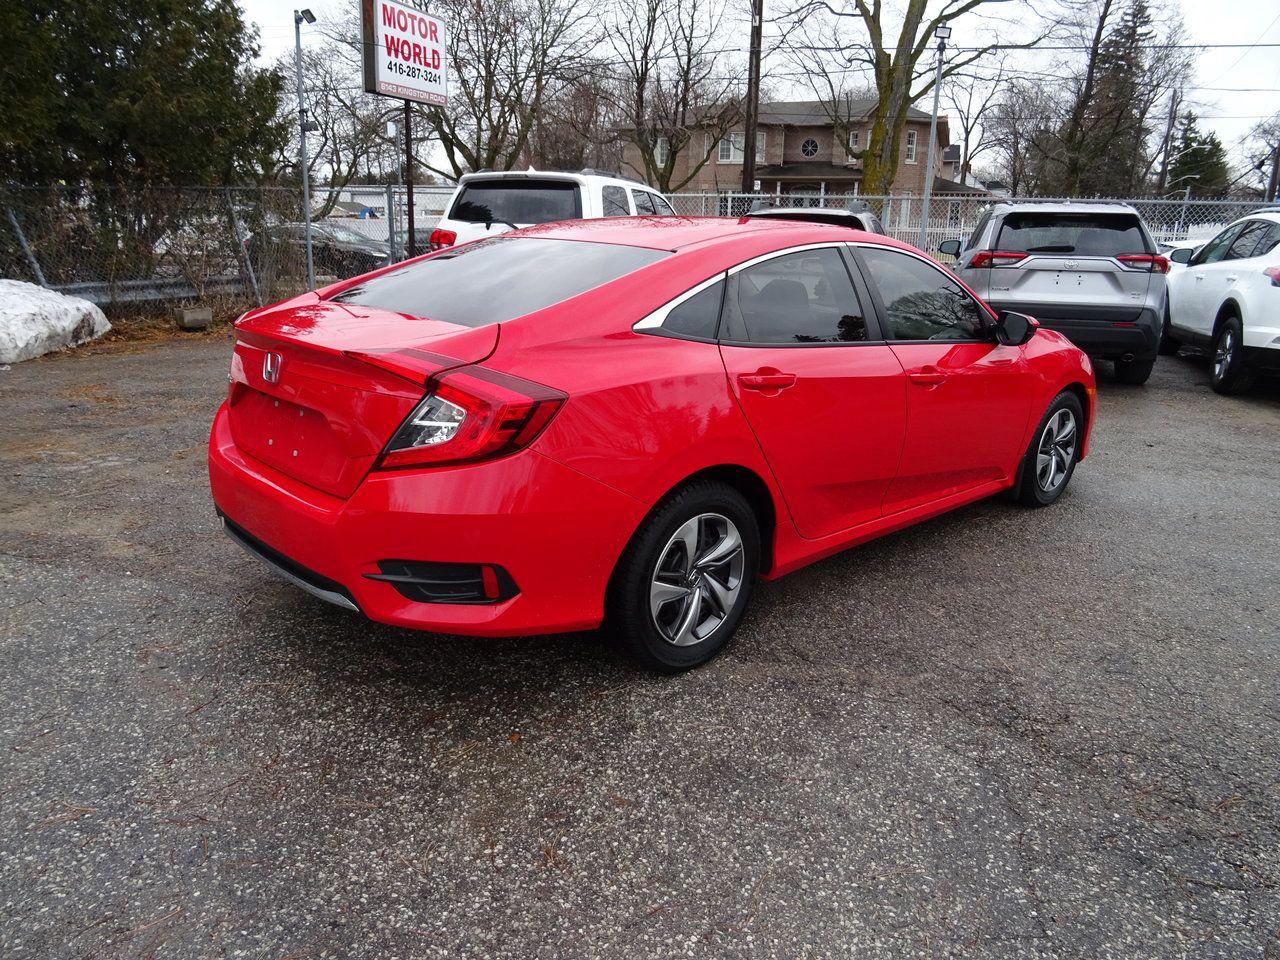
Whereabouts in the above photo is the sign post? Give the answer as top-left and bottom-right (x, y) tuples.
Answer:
(361, 0), (450, 260)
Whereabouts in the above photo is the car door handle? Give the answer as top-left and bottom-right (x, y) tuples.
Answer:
(738, 369), (797, 392)
(1194, 274), (1204, 281)
(1225, 275), (1238, 282)
(908, 366), (946, 386)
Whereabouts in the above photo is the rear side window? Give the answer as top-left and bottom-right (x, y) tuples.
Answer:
(449, 180), (581, 225)
(1224, 220), (1272, 260)
(662, 279), (725, 339)
(996, 212), (1149, 257)
(602, 185), (630, 217)
(729, 248), (868, 343)
(330, 237), (667, 327)
(859, 248), (984, 342)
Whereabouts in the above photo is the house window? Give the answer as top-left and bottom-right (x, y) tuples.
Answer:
(717, 132), (765, 163)
(905, 130), (917, 164)
(654, 136), (670, 167)
(800, 137), (819, 158)
(847, 129), (860, 153)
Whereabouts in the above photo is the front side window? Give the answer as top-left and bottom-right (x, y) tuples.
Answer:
(651, 193), (676, 215)
(330, 237), (667, 327)
(1192, 223), (1245, 266)
(859, 247), (984, 341)
(1224, 220), (1270, 260)
(905, 130), (917, 163)
(631, 190), (659, 215)
(729, 248), (868, 344)
(449, 180), (581, 226)
(602, 185), (630, 217)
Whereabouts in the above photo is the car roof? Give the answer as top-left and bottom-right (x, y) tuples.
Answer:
(990, 201), (1141, 216)
(457, 169), (653, 190)
(746, 207), (869, 221)
(516, 215), (908, 253)
(1228, 208), (1280, 225)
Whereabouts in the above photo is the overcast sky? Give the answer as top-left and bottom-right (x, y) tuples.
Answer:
(239, 0), (1280, 171)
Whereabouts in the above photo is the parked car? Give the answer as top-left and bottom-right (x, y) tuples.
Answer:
(425, 169), (676, 251)
(939, 202), (1167, 384)
(210, 218), (1095, 672)
(246, 222), (390, 277)
(745, 200), (886, 234)
(1165, 209), (1280, 393)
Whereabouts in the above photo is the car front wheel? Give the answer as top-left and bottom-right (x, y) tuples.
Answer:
(1210, 316), (1254, 395)
(606, 481), (760, 673)
(1015, 392), (1084, 507)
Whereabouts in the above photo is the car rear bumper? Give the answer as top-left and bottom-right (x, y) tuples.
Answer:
(208, 403), (645, 636)
(989, 303), (1161, 360)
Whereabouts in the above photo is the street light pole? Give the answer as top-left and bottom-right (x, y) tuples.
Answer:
(740, 0), (765, 197)
(916, 23), (950, 251)
(294, 9), (317, 291)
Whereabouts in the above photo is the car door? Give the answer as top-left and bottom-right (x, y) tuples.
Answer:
(853, 245), (1032, 515)
(1175, 223), (1245, 338)
(718, 245), (907, 539)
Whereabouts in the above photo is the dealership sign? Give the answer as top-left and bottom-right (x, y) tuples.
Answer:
(361, 0), (449, 106)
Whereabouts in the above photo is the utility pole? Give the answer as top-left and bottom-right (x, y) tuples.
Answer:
(404, 101), (416, 258)
(1155, 91), (1181, 194)
(1267, 144), (1280, 203)
(917, 23), (950, 251)
(740, 0), (764, 195)
(294, 9), (317, 290)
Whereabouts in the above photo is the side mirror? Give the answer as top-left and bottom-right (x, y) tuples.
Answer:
(938, 239), (961, 258)
(1169, 247), (1193, 264)
(995, 310), (1037, 346)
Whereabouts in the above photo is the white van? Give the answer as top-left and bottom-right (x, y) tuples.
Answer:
(426, 169), (676, 251)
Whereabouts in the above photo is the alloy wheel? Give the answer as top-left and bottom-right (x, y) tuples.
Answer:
(1213, 327), (1235, 381)
(1036, 408), (1077, 493)
(649, 513), (745, 646)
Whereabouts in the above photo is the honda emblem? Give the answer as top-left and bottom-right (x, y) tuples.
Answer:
(263, 352), (282, 384)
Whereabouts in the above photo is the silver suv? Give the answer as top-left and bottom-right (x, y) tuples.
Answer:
(939, 202), (1168, 384)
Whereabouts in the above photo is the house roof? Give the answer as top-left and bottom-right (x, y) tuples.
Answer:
(757, 99), (933, 124)
(756, 162), (861, 179)
(932, 176), (990, 195)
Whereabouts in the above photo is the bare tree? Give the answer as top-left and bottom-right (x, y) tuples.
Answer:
(778, 0), (1054, 194)
(943, 66), (1005, 184)
(607, 0), (743, 191)
(409, 0), (599, 179)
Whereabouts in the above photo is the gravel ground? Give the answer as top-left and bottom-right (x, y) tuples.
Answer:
(1, 339), (1278, 959)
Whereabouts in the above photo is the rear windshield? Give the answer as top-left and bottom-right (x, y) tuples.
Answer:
(449, 180), (581, 225)
(996, 213), (1149, 257)
(329, 237), (667, 326)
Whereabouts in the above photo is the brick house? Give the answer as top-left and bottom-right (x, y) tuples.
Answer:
(622, 99), (982, 197)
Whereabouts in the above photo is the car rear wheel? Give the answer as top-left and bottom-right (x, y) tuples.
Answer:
(1015, 392), (1084, 508)
(1210, 316), (1254, 395)
(606, 481), (759, 673)
(1114, 356), (1156, 385)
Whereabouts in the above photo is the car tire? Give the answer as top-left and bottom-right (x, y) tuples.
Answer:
(605, 481), (760, 673)
(1114, 356), (1156, 385)
(1209, 315), (1254, 395)
(1014, 391), (1084, 508)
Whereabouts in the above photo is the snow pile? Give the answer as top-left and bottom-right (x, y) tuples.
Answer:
(0, 280), (111, 363)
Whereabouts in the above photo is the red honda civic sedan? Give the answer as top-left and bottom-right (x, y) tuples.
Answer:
(209, 217), (1095, 671)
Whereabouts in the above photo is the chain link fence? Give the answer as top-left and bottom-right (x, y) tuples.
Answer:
(3, 183), (1273, 319)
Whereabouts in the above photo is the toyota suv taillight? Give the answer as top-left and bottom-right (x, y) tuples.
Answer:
(377, 366), (565, 470)
(428, 228), (457, 251)
(970, 250), (1028, 268)
(1117, 254), (1170, 273)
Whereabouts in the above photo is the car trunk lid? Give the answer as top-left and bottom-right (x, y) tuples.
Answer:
(228, 299), (497, 498)
(983, 211), (1155, 321)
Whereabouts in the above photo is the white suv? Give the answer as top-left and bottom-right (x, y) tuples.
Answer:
(1166, 209), (1280, 394)
(426, 169), (676, 251)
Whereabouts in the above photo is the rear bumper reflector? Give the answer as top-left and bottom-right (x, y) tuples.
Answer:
(365, 560), (518, 604)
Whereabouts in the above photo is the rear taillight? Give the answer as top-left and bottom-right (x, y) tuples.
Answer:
(1117, 254), (1169, 273)
(1264, 266), (1280, 287)
(377, 365), (566, 470)
(428, 228), (456, 251)
(970, 250), (1028, 268)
